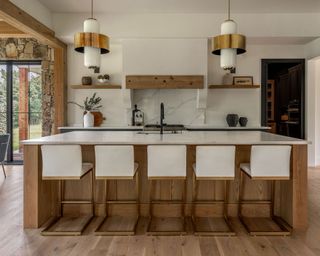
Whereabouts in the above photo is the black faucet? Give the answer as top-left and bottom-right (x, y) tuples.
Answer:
(160, 102), (164, 134)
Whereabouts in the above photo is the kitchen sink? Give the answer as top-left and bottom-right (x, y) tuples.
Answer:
(137, 130), (184, 135)
(143, 124), (185, 132)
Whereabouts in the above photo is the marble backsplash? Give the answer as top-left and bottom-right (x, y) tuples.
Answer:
(132, 89), (205, 125)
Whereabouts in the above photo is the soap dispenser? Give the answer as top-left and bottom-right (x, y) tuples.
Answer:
(132, 105), (144, 126)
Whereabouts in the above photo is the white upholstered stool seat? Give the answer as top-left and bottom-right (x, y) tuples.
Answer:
(40, 145), (94, 236)
(147, 145), (187, 178)
(94, 145), (139, 235)
(238, 145), (292, 236)
(147, 145), (187, 235)
(192, 146), (236, 236)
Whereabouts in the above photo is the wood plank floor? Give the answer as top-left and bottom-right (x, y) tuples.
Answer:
(1, 165), (320, 256)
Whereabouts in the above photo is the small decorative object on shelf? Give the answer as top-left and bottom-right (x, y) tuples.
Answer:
(81, 76), (92, 85)
(68, 93), (104, 127)
(239, 117), (248, 127)
(132, 104), (144, 126)
(226, 114), (239, 127)
(83, 111), (94, 127)
(233, 76), (253, 86)
(98, 74), (110, 84)
(222, 72), (233, 85)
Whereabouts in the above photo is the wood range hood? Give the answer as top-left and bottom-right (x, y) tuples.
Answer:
(126, 75), (204, 89)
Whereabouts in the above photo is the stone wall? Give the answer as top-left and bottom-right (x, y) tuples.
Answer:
(0, 38), (55, 136)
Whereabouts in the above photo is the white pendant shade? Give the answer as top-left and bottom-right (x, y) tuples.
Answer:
(220, 20), (237, 70)
(84, 19), (99, 33)
(84, 46), (100, 68)
(221, 20), (237, 35)
(83, 19), (101, 69)
(221, 48), (237, 70)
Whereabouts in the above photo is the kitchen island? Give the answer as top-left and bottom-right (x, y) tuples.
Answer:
(22, 131), (308, 233)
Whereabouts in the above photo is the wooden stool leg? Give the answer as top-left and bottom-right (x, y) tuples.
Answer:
(92, 170), (95, 217)
(271, 180), (275, 218)
(238, 171), (244, 218)
(59, 180), (63, 217)
(238, 173), (291, 236)
(42, 172), (94, 236)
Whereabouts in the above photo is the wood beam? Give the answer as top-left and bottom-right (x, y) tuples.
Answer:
(0, 20), (27, 37)
(0, 0), (66, 49)
(54, 48), (67, 133)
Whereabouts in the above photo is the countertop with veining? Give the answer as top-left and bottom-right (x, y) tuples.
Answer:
(22, 131), (308, 145)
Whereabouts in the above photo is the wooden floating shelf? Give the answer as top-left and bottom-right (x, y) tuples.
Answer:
(209, 84), (260, 89)
(70, 84), (122, 89)
(126, 75), (204, 89)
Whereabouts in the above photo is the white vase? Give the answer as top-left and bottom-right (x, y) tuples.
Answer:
(83, 111), (94, 127)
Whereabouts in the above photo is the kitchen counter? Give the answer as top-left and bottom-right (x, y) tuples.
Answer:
(23, 130), (308, 234)
(58, 125), (270, 132)
(23, 130), (307, 145)
(58, 126), (143, 132)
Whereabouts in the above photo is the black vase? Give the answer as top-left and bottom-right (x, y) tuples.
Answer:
(81, 76), (92, 85)
(239, 117), (248, 127)
(226, 114), (239, 127)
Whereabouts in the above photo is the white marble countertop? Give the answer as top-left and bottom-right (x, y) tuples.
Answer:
(58, 126), (142, 130)
(58, 125), (270, 130)
(22, 131), (307, 145)
(185, 125), (270, 130)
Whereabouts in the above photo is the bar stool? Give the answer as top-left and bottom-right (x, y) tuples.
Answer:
(239, 145), (291, 236)
(41, 145), (94, 236)
(147, 145), (187, 235)
(94, 145), (139, 235)
(192, 146), (236, 236)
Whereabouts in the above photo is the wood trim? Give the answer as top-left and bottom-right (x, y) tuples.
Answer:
(209, 84), (260, 89)
(0, 0), (65, 48)
(96, 176), (136, 180)
(195, 176), (235, 180)
(240, 169), (290, 180)
(126, 75), (204, 89)
(0, 20), (27, 36)
(291, 144), (308, 230)
(43, 176), (84, 180)
(71, 84), (121, 89)
(148, 176), (187, 180)
(54, 47), (67, 133)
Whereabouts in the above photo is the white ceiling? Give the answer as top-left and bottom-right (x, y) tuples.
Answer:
(38, 0), (320, 13)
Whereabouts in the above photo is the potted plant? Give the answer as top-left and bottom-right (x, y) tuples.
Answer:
(68, 93), (104, 127)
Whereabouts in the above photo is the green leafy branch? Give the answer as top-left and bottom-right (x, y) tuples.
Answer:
(68, 92), (102, 111)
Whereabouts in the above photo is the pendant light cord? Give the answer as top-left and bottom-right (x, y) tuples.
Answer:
(91, 0), (94, 19)
(228, 0), (231, 20)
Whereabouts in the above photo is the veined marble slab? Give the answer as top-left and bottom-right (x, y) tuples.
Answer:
(22, 131), (307, 145)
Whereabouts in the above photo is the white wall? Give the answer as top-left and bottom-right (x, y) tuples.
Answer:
(207, 44), (305, 126)
(10, 0), (53, 29)
(122, 39), (207, 125)
(53, 13), (320, 42)
(67, 43), (126, 126)
(305, 38), (320, 60)
(67, 41), (305, 127)
(307, 57), (320, 167)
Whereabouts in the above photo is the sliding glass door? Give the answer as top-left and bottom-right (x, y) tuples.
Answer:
(0, 61), (42, 163)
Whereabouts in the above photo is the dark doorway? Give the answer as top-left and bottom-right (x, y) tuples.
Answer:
(261, 59), (305, 139)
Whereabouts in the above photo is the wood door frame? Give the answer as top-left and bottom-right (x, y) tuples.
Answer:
(261, 59), (305, 139)
(0, 0), (67, 134)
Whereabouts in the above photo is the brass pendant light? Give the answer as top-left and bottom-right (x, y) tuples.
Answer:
(74, 0), (109, 72)
(211, 0), (246, 70)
